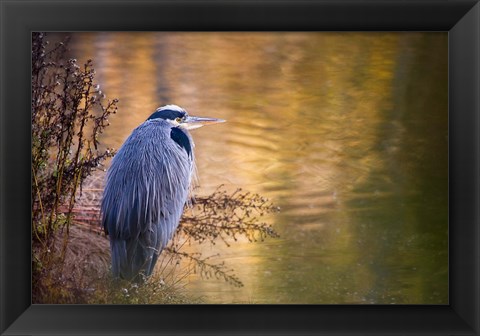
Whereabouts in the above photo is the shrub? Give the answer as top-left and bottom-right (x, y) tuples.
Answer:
(32, 32), (116, 302)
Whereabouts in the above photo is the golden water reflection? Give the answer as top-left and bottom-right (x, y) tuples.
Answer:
(67, 32), (448, 304)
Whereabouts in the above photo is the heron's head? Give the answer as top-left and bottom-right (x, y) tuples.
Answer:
(147, 104), (225, 130)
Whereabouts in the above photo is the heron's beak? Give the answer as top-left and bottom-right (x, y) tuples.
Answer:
(182, 116), (226, 130)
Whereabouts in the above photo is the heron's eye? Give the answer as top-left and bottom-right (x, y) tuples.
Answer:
(175, 117), (182, 123)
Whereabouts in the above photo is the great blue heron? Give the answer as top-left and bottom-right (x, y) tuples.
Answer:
(101, 104), (225, 281)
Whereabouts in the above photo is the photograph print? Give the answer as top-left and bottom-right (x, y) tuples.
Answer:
(32, 32), (448, 304)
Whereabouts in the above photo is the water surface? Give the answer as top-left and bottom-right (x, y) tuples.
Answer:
(68, 32), (448, 304)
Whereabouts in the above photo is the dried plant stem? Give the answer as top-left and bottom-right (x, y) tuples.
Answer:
(32, 32), (117, 303)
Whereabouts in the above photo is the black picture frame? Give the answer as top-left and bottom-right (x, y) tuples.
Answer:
(1, 0), (479, 335)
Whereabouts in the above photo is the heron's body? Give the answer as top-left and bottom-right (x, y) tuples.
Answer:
(101, 105), (224, 281)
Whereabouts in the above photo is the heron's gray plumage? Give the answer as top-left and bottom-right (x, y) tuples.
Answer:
(101, 116), (195, 280)
(101, 104), (224, 281)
